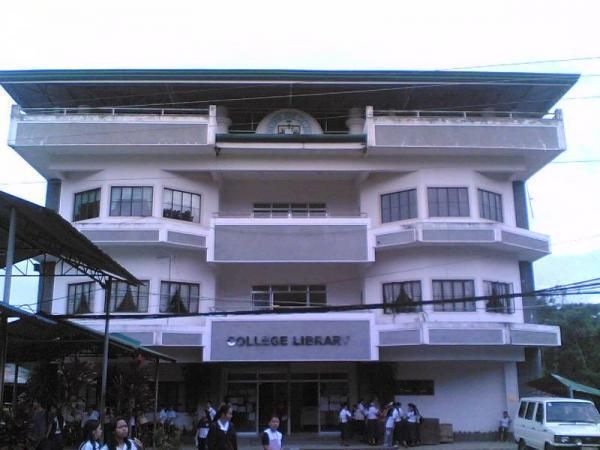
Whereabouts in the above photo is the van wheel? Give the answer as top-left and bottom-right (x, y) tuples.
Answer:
(517, 439), (528, 450)
(544, 444), (555, 450)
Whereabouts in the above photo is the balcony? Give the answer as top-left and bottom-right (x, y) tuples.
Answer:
(208, 214), (373, 263)
(374, 221), (550, 261)
(8, 106), (212, 170)
(73, 218), (208, 249)
(367, 108), (566, 176)
(378, 322), (560, 347)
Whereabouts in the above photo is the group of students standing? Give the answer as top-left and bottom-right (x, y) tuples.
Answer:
(339, 400), (423, 447)
(77, 417), (144, 450)
(194, 402), (283, 450)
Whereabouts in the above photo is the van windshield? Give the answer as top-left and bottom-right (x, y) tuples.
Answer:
(546, 402), (600, 423)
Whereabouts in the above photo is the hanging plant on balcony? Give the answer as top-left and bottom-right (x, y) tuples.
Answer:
(169, 289), (188, 313)
(75, 292), (91, 314)
(116, 286), (137, 313)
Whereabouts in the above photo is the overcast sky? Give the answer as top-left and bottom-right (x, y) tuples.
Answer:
(1, 0), (599, 306)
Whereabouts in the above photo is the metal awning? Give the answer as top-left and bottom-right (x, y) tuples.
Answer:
(0, 190), (139, 286)
(528, 373), (600, 398)
(0, 302), (174, 362)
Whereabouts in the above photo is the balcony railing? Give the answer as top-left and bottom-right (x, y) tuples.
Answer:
(16, 106), (210, 116)
(373, 109), (559, 120)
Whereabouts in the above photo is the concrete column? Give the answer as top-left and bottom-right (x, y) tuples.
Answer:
(503, 362), (520, 420)
(346, 107), (365, 134)
(519, 261), (537, 323)
(45, 178), (62, 212)
(216, 106), (232, 134)
(37, 179), (62, 312)
(36, 261), (57, 314)
(512, 181), (529, 230)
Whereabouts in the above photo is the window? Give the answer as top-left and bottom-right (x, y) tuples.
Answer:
(67, 282), (96, 315)
(252, 203), (327, 217)
(382, 281), (422, 313)
(518, 402), (528, 418)
(252, 285), (326, 309)
(484, 281), (514, 314)
(478, 189), (503, 222)
(432, 280), (475, 312)
(381, 189), (418, 223)
(393, 380), (434, 396)
(110, 186), (153, 217)
(109, 280), (149, 313)
(160, 281), (199, 313)
(163, 188), (201, 223)
(73, 188), (101, 221)
(428, 187), (470, 217)
(525, 402), (536, 420)
(535, 403), (544, 423)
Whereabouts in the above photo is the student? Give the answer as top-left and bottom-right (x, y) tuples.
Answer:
(195, 412), (211, 450)
(406, 403), (421, 447)
(207, 404), (237, 450)
(262, 416), (283, 450)
(79, 419), (102, 450)
(366, 401), (380, 446)
(206, 401), (217, 422)
(101, 417), (144, 450)
(384, 402), (398, 447)
(47, 405), (65, 450)
(339, 403), (352, 446)
(498, 411), (511, 441)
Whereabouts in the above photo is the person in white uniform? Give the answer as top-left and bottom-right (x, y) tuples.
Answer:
(262, 416), (284, 450)
(101, 417), (144, 450)
(78, 419), (102, 450)
(339, 403), (353, 446)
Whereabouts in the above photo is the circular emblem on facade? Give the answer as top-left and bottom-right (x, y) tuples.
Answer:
(227, 337), (236, 347)
(255, 108), (323, 135)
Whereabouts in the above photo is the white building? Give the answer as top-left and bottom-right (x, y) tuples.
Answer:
(1, 69), (579, 435)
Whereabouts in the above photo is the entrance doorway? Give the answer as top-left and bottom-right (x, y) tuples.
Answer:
(290, 382), (318, 432)
(258, 382), (288, 432)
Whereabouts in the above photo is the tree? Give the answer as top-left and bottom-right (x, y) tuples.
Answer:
(538, 301), (600, 389)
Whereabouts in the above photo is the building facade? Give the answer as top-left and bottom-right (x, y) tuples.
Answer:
(1, 69), (579, 434)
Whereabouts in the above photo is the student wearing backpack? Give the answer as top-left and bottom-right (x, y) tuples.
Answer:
(79, 419), (102, 450)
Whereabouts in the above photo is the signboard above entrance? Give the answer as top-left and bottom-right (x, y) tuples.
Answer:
(209, 320), (372, 362)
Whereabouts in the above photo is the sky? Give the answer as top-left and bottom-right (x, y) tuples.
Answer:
(0, 0), (599, 307)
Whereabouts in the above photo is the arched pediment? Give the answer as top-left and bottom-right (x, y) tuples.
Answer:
(256, 109), (323, 135)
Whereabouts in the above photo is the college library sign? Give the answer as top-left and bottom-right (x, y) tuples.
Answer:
(209, 320), (371, 361)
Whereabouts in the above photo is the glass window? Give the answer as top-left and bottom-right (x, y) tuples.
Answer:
(428, 187), (469, 217)
(546, 401), (600, 423)
(67, 282), (96, 315)
(484, 281), (514, 313)
(160, 281), (200, 313)
(518, 402), (528, 418)
(525, 402), (536, 420)
(382, 281), (422, 313)
(109, 280), (149, 313)
(163, 188), (201, 223)
(381, 189), (418, 223)
(432, 280), (475, 312)
(110, 186), (153, 217)
(252, 203), (327, 217)
(478, 189), (503, 222)
(535, 403), (544, 423)
(73, 188), (101, 221)
(252, 285), (327, 309)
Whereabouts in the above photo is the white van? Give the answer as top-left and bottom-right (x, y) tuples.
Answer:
(514, 397), (600, 449)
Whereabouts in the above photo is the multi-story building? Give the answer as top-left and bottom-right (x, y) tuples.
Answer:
(1, 69), (578, 435)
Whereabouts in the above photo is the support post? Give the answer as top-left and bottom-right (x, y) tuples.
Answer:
(99, 278), (112, 428)
(153, 358), (160, 450)
(12, 362), (19, 411)
(0, 207), (17, 407)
